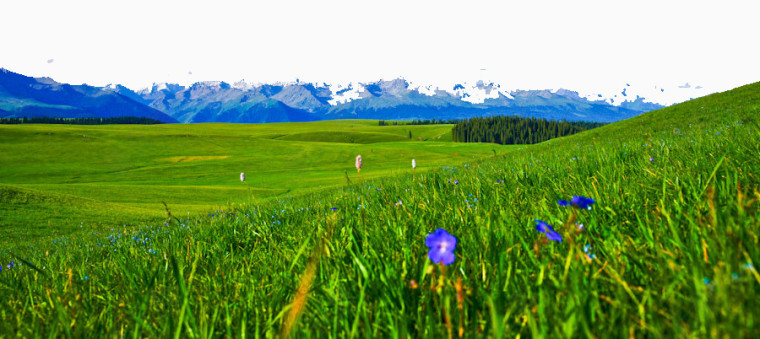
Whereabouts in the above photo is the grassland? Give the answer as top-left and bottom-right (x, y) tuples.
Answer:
(1, 82), (759, 337)
(0, 120), (499, 246)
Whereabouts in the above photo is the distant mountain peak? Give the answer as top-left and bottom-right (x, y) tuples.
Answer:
(232, 79), (254, 90)
(33, 76), (59, 85)
(0, 69), (177, 123)
(1, 68), (670, 124)
(553, 88), (583, 100)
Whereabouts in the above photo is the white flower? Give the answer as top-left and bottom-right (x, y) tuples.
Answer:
(412, 158), (416, 169)
(355, 155), (362, 171)
(240, 172), (245, 182)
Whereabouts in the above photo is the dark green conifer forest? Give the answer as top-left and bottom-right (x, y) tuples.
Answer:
(452, 115), (605, 144)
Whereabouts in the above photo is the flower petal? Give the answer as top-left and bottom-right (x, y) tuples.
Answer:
(425, 229), (445, 247)
(440, 251), (456, 265)
(534, 219), (548, 233)
(546, 229), (563, 242)
(428, 248), (444, 263)
(571, 196), (595, 209)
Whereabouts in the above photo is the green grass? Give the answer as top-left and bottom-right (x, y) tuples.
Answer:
(0, 120), (494, 246)
(1, 82), (760, 337)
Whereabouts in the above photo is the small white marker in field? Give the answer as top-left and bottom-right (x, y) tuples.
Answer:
(412, 158), (417, 181)
(355, 155), (362, 184)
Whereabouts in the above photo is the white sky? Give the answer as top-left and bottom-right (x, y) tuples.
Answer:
(1, 0), (759, 104)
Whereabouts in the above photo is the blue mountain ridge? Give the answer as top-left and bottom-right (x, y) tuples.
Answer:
(0, 68), (177, 123)
(1, 68), (664, 123)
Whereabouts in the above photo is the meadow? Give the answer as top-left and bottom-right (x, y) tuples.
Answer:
(0, 82), (759, 337)
(0, 120), (499, 247)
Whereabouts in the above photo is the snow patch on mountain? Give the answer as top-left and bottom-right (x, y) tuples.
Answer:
(578, 82), (715, 106)
(232, 79), (254, 91)
(328, 83), (365, 105)
(413, 83), (438, 97)
(445, 80), (513, 103)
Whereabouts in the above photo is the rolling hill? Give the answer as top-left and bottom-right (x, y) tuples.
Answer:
(0, 80), (758, 336)
(0, 120), (494, 246)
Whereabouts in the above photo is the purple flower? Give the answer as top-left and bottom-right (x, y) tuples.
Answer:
(535, 220), (562, 242)
(454, 180), (459, 185)
(649, 157), (654, 162)
(558, 196), (595, 210)
(425, 228), (457, 265)
(331, 207), (338, 211)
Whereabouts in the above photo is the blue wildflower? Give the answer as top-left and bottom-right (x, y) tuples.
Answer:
(703, 278), (710, 285)
(535, 220), (562, 242)
(558, 196), (595, 210)
(425, 228), (457, 265)
(583, 244), (597, 260)
(331, 207), (338, 211)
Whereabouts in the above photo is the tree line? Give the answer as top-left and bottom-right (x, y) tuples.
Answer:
(0, 116), (165, 125)
(451, 116), (605, 145)
(378, 119), (459, 126)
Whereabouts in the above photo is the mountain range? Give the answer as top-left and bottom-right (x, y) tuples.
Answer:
(1, 68), (665, 123)
(0, 68), (176, 123)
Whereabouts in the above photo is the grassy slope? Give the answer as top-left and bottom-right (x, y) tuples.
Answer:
(1, 83), (759, 337)
(0, 120), (492, 246)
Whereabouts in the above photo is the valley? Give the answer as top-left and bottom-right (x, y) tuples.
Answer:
(0, 120), (498, 246)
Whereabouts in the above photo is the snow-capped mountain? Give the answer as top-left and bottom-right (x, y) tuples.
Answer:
(1, 68), (672, 123)
(0, 69), (177, 123)
(111, 78), (665, 123)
